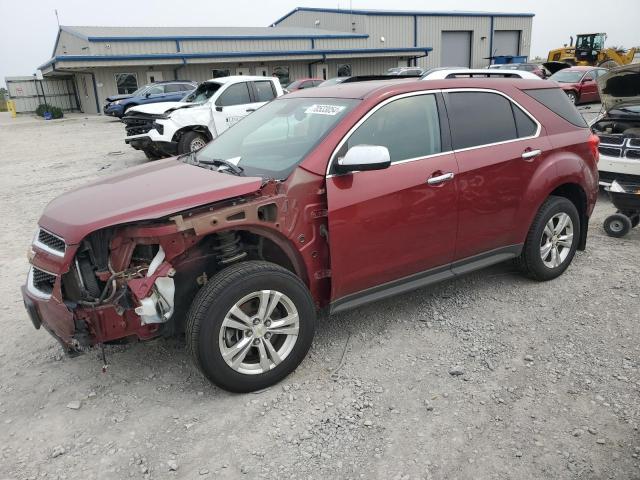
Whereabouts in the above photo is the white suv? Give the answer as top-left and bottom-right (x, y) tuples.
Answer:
(123, 76), (284, 159)
(421, 68), (541, 80)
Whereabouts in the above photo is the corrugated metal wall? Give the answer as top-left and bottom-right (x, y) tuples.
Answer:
(55, 30), (90, 56)
(494, 17), (532, 59)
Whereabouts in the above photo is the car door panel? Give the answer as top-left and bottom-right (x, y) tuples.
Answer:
(326, 93), (458, 301)
(327, 155), (458, 300)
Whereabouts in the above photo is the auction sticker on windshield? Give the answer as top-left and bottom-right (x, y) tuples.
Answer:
(305, 104), (346, 116)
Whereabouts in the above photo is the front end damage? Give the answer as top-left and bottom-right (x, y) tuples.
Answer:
(22, 169), (330, 355)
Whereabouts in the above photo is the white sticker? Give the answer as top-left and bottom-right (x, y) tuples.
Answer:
(305, 104), (346, 116)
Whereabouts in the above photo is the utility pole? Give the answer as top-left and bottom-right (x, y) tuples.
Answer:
(55, 9), (60, 28)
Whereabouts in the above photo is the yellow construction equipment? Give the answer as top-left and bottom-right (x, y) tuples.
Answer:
(547, 33), (637, 69)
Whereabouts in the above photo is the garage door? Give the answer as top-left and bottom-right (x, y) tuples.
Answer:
(493, 30), (520, 56)
(441, 31), (472, 67)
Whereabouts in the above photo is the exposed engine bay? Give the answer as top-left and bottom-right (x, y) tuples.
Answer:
(591, 116), (640, 160)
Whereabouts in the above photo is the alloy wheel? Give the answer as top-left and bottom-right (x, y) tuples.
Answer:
(540, 212), (574, 268)
(218, 290), (300, 375)
(190, 137), (207, 151)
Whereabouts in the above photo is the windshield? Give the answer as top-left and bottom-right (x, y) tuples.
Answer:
(193, 97), (358, 179)
(184, 82), (222, 103)
(550, 71), (584, 83)
(286, 80), (303, 89)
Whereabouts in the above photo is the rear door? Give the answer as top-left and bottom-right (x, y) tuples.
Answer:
(444, 89), (549, 260)
(326, 93), (459, 301)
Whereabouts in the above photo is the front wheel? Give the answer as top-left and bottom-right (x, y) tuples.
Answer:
(178, 131), (208, 154)
(566, 91), (578, 104)
(515, 196), (580, 281)
(185, 261), (316, 393)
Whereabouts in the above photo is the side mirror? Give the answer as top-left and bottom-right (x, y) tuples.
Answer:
(145, 92), (151, 98)
(335, 145), (391, 174)
(215, 105), (223, 112)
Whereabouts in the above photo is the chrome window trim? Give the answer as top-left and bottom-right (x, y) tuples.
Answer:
(325, 87), (542, 178)
(27, 266), (55, 300)
(33, 227), (66, 258)
(326, 89), (444, 177)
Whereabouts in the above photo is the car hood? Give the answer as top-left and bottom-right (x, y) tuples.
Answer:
(597, 63), (640, 111)
(39, 158), (263, 245)
(105, 94), (133, 102)
(128, 102), (188, 115)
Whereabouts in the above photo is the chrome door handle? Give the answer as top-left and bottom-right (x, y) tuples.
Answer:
(427, 172), (455, 185)
(521, 149), (542, 160)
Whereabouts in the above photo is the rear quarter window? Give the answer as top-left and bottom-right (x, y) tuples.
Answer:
(523, 88), (588, 127)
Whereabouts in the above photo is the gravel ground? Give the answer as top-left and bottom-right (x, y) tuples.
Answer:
(0, 110), (638, 480)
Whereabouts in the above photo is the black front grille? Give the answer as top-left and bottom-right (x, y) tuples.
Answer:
(629, 139), (640, 148)
(32, 267), (56, 295)
(597, 134), (624, 146)
(123, 114), (158, 136)
(37, 229), (65, 253)
(626, 149), (640, 160)
(599, 146), (621, 157)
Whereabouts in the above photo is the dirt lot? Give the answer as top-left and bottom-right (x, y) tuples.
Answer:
(0, 111), (639, 480)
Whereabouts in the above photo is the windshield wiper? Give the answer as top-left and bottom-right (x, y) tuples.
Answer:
(197, 158), (244, 176)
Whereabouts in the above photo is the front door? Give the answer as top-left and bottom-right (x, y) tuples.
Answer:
(580, 71), (598, 102)
(236, 67), (251, 76)
(443, 90), (550, 260)
(212, 81), (253, 134)
(255, 66), (269, 77)
(327, 93), (459, 301)
(146, 71), (163, 84)
(314, 63), (328, 80)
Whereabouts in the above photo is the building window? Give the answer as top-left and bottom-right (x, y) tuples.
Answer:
(337, 64), (352, 77)
(272, 66), (290, 86)
(212, 69), (231, 78)
(115, 73), (138, 94)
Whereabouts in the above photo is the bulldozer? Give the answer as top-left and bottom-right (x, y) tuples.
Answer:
(546, 33), (637, 72)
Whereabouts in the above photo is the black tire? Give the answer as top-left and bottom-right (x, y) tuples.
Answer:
(515, 196), (580, 281)
(631, 215), (640, 229)
(178, 131), (208, 154)
(603, 213), (632, 237)
(185, 261), (316, 393)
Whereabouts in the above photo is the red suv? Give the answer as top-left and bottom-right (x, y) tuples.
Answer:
(23, 79), (599, 392)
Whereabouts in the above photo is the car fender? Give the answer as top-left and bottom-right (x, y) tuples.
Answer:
(514, 149), (594, 243)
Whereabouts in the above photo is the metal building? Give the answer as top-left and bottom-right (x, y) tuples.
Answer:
(29, 6), (533, 114)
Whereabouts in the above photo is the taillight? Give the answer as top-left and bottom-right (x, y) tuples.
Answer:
(588, 133), (600, 163)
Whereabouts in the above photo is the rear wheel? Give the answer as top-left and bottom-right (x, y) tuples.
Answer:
(185, 261), (316, 393)
(178, 131), (208, 154)
(515, 196), (580, 281)
(604, 213), (632, 237)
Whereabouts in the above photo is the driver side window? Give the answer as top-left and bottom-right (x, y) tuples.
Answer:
(344, 94), (442, 163)
(146, 85), (164, 95)
(216, 83), (251, 107)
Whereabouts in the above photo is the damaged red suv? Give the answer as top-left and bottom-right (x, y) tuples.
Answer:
(23, 79), (599, 392)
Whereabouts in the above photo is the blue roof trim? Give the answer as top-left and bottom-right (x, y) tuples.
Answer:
(273, 7), (534, 25)
(86, 33), (369, 42)
(39, 47), (432, 69)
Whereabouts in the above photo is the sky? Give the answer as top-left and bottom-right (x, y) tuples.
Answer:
(1, 0), (638, 88)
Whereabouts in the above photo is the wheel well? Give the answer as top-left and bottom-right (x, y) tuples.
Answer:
(550, 183), (588, 250)
(172, 126), (213, 144)
(169, 230), (303, 333)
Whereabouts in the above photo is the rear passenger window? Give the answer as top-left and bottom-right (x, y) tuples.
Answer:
(164, 84), (182, 93)
(217, 83), (251, 107)
(524, 88), (588, 127)
(512, 104), (537, 137)
(253, 81), (276, 102)
(447, 92), (518, 149)
(346, 94), (441, 162)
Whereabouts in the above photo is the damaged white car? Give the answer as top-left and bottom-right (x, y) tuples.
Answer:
(591, 63), (640, 185)
(123, 76), (284, 159)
